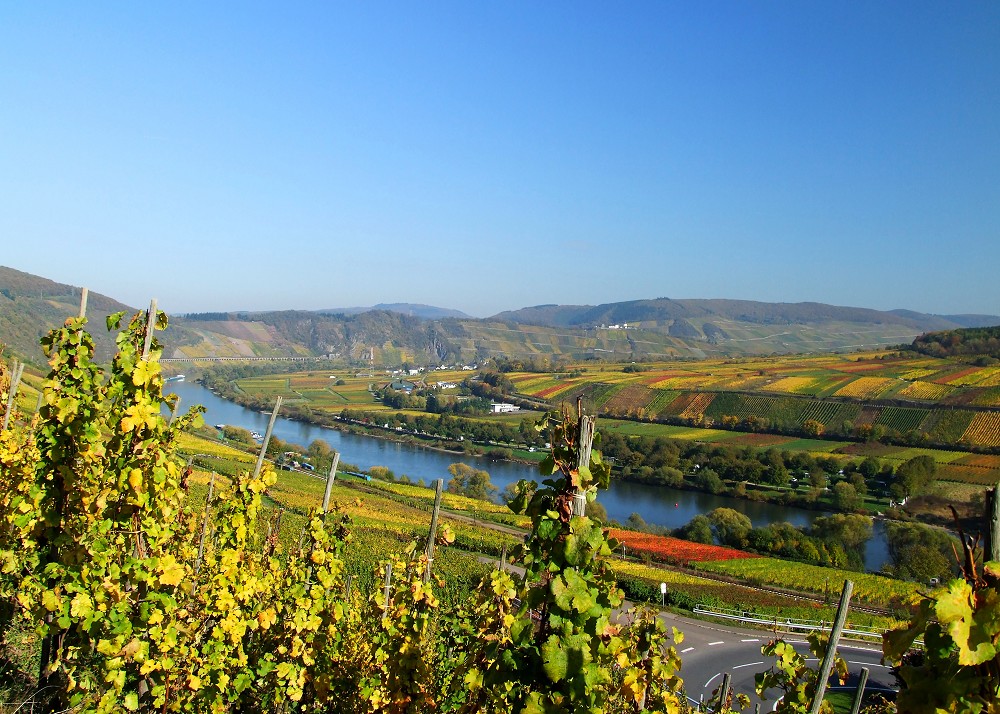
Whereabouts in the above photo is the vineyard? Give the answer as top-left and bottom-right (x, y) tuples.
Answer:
(498, 351), (1000, 454)
(613, 560), (903, 633)
(607, 529), (759, 563)
(764, 376), (817, 395)
(974, 387), (1000, 407)
(833, 376), (897, 399)
(873, 406), (930, 434)
(797, 401), (861, 428)
(691, 558), (920, 610)
(962, 412), (1000, 447)
(678, 392), (715, 419)
(5, 309), (1000, 710)
(897, 380), (952, 400)
(1, 315), (708, 713)
(926, 410), (977, 442)
(602, 383), (657, 415)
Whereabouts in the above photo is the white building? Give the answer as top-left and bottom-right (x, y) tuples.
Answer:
(490, 402), (520, 413)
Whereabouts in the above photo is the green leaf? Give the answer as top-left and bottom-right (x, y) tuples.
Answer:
(107, 312), (125, 331)
(542, 635), (568, 682)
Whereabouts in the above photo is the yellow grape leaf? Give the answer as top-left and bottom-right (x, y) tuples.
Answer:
(157, 555), (185, 587)
(131, 359), (161, 387)
(41, 590), (61, 613)
(70, 592), (94, 619)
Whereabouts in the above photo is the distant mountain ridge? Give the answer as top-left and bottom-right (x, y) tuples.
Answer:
(3, 265), (999, 366)
(491, 298), (997, 332)
(316, 303), (472, 320)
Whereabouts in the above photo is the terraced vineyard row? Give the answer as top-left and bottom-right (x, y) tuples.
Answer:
(963, 412), (1000, 447)
(874, 406), (930, 433)
(798, 400), (862, 427)
(603, 384), (658, 414)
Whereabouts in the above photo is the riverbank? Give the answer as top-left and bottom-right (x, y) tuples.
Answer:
(166, 379), (897, 570)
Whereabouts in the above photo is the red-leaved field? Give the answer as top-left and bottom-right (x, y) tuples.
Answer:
(607, 529), (759, 563)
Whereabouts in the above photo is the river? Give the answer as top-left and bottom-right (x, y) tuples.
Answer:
(166, 380), (890, 570)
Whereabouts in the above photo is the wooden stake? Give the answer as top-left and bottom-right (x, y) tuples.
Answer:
(252, 396), (282, 480)
(986, 484), (1000, 563)
(142, 299), (157, 359)
(572, 397), (596, 517)
(2, 360), (24, 432)
(424, 479), (444, 583)
(78, 287), (89, 318)
(808, 580), (853, 714)
(195, 472), (217, 574)
(322, 451), (341, 513)
(382, 563), (393, 616)
(717, 672), (732, 713)
(849, 667), (869, 714)
(168, 396), (181, 427)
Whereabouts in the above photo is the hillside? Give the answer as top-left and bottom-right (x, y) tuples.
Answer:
(5, 265), (999, 365)
(507, 350), (1000, 455)
(0, 266), (144, 363)
(492, 297), (994, 332)
(0, 265), (208, 364)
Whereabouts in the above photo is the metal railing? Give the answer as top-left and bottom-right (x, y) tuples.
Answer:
(692, 604), (885, 642)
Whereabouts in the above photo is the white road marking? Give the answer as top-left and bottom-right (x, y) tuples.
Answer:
(681, 646), (695, 653)
(733, 661), (765, 669)
(708, 641), (724, 646)
(704, 673), (722, 689)
(847, 660), (889, 668)
(741, 638), (760, 643)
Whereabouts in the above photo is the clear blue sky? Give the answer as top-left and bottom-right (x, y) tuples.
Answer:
(1, 2), (998, 317)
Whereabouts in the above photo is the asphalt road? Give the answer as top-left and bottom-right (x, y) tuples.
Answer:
(659, 609), (895, 710)
(481, 558), (897, 709)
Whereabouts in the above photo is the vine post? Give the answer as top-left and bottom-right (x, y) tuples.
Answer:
(808, 579), (853, 714)
(424, 478), (444, 583)
(985, 482), (1000, 563)
(321, 450), (341, 512)
(78, 286), (88, 318)
(252, 396), (282, 480)
(572, 396), (596, 517)
(141, 298), (157, 358)
(382, 562), (393, 615)
(717, 671), (732, 712)
(168, 396), (182, 426)
(1, 358), (24, 432)
(848, 667), (869, 714)
(195, 471), (218, 573)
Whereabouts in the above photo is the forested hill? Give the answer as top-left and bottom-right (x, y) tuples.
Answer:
(911, 326), (1000, 359)
(0, 266), (140, 364)
(0, 265), (203, 365)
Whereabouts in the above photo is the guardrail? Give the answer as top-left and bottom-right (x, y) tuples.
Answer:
(692, 604), (886, 642)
